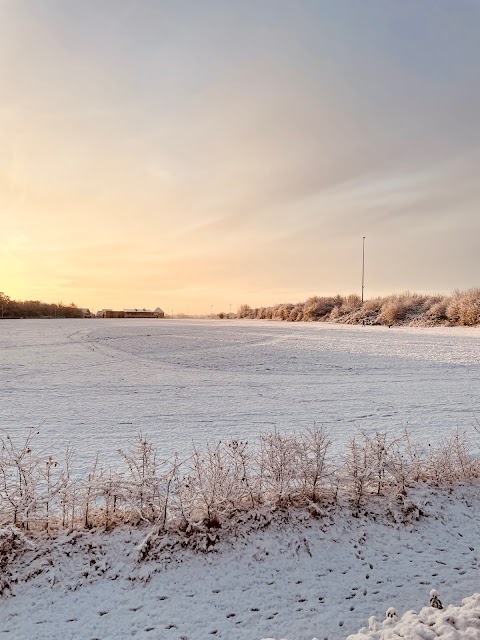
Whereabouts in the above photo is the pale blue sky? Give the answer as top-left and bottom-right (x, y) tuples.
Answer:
(1, 1), (479, 311)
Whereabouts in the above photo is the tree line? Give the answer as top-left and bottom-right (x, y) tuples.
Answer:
(0, 292), (82, 319)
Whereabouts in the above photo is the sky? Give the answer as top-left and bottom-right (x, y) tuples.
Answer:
(1, 0), (480, 314)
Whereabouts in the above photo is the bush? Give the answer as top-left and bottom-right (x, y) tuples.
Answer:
(446, 289), (480, 326)
(235, 289), (480, 327)
(1, 424), (479, 536)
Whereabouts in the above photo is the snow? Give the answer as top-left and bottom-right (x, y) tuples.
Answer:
(2, 485), (480, 639)
(2, 319), (480, 638)
(1, 319), (479, 473)
(345, 593), (480, 639)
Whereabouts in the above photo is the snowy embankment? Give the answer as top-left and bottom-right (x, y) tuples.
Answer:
(2, 485), (480, 640)
(346, 592), (480, 639)
(262, 593), (480, 640)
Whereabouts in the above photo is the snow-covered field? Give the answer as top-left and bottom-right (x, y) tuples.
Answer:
(2, 485), (480, 640)
(1, 319), (480, 472)
(2, 320), (480, 639)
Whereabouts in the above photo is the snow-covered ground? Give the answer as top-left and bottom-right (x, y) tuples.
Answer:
(1, 319), (479, 472)
(1, 485), (480, 640)
(2, 320), (480, 639)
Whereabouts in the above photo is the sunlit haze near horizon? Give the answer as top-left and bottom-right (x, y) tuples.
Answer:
(1, 1), (480, 313)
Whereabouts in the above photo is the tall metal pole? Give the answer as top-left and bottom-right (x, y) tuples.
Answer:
(361, 236), (365, 303)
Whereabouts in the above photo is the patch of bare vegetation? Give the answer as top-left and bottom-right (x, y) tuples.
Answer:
(1, 424), (479, 552)
(235, 289), (480, 326)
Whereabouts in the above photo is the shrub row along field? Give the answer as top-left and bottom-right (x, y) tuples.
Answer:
(1, 425), (479, 535)
(236, 289), (480, 326)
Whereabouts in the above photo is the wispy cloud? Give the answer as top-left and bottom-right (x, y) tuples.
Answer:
(1, 1), (480, 309)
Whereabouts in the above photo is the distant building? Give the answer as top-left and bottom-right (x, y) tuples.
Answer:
(96, 307), (164, 318)
(124, 308), (163, 318)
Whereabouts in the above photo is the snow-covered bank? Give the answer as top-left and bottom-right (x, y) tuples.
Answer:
(2, 485), (480, 640)
(346, 592), (480, 639)
(262, 593), (480, 640)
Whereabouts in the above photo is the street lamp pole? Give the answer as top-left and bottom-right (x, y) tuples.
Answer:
(361, 236), (366, 303)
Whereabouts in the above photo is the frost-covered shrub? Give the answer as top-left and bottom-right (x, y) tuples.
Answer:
(341, 294), (362, 314)
(303, 296), (339, 320)
(378, 294), (421, 325)
(329, 305), (341, 319)
(424, 430), (479, 485)
(297, 425), (332, 502)
(343, 434), (375, 512)
(288, 308), (298, 321)
(446, 289), (480, 326)
(362, 298), (383, 314)
(2, 425), (480, 534)
(426, 298), (448, 320)
(235, 289), (479, 326)
(259, 431), (301, 505)
(379, 301), (404, 325)
(237, 304), (253, 319)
